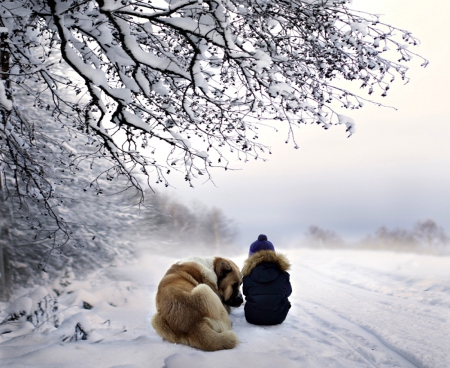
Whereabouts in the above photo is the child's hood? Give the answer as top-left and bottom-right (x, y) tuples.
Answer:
(242, 250), (291, 278)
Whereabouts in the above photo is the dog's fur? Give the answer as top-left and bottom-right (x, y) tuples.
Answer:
(151, 257), (243, 351)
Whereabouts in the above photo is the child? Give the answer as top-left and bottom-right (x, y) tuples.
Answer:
(241, 234), (292, 325)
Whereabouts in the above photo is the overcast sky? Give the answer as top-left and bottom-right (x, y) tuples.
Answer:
(162, 0), (450, 248)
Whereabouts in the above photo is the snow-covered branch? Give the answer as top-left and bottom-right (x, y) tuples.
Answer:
(0, 0), (427, 263)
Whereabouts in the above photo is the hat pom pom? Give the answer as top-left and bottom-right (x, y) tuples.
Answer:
(258, 234), (268, 241)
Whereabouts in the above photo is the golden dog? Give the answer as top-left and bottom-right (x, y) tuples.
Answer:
(151, 257), (243, 351)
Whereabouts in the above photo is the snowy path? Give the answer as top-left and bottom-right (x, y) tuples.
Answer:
(1, 249), (449, 367)
(295, 251), (450, 367)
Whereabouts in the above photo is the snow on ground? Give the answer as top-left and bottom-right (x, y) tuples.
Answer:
(1, 248), (449, 368)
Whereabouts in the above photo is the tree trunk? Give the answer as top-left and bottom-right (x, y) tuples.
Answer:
(213, 210), (220, 251)
(0, 171), (12, 301)
(0, 30), (11, 301)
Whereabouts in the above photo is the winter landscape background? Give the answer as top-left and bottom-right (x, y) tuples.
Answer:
(1, 0), (450, 367)
(164, 0), (450, 244)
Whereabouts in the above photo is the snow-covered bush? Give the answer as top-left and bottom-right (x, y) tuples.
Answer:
(0, 265), (131, 342)
(0, 286), (60, 337)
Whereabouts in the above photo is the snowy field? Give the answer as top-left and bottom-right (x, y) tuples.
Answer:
(1, 248), (449, 368)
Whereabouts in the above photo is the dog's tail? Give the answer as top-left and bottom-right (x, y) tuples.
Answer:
(151, 312), (238, 351)
(189, 318), (239, 351)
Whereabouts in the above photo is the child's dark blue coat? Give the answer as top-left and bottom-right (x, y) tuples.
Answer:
(241, 250), (292, 325)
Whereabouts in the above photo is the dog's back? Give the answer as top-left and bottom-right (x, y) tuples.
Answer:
(151, 262), (238, 351)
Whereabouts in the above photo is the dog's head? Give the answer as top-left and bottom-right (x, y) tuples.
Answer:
(213, 257), (243, 308)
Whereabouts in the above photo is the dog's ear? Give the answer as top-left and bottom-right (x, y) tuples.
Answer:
(215, 259), (232, 280)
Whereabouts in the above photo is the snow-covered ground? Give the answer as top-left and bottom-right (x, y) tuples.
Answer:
(1, 248), (449, 368)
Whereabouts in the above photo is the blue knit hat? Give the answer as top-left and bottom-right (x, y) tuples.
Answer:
(249, 234), (275, 256)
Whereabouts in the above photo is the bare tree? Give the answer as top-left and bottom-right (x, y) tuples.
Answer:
(134, 193), (238, 252)
(304, 225), (343, 248)
(0, 0), (427, 263)
(413, 219), (449, 252)
(362, 225), (418, 252)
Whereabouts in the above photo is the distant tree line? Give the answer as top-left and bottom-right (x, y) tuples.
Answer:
(132, 192), (238, 255)
(303, 219), (450, 255)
